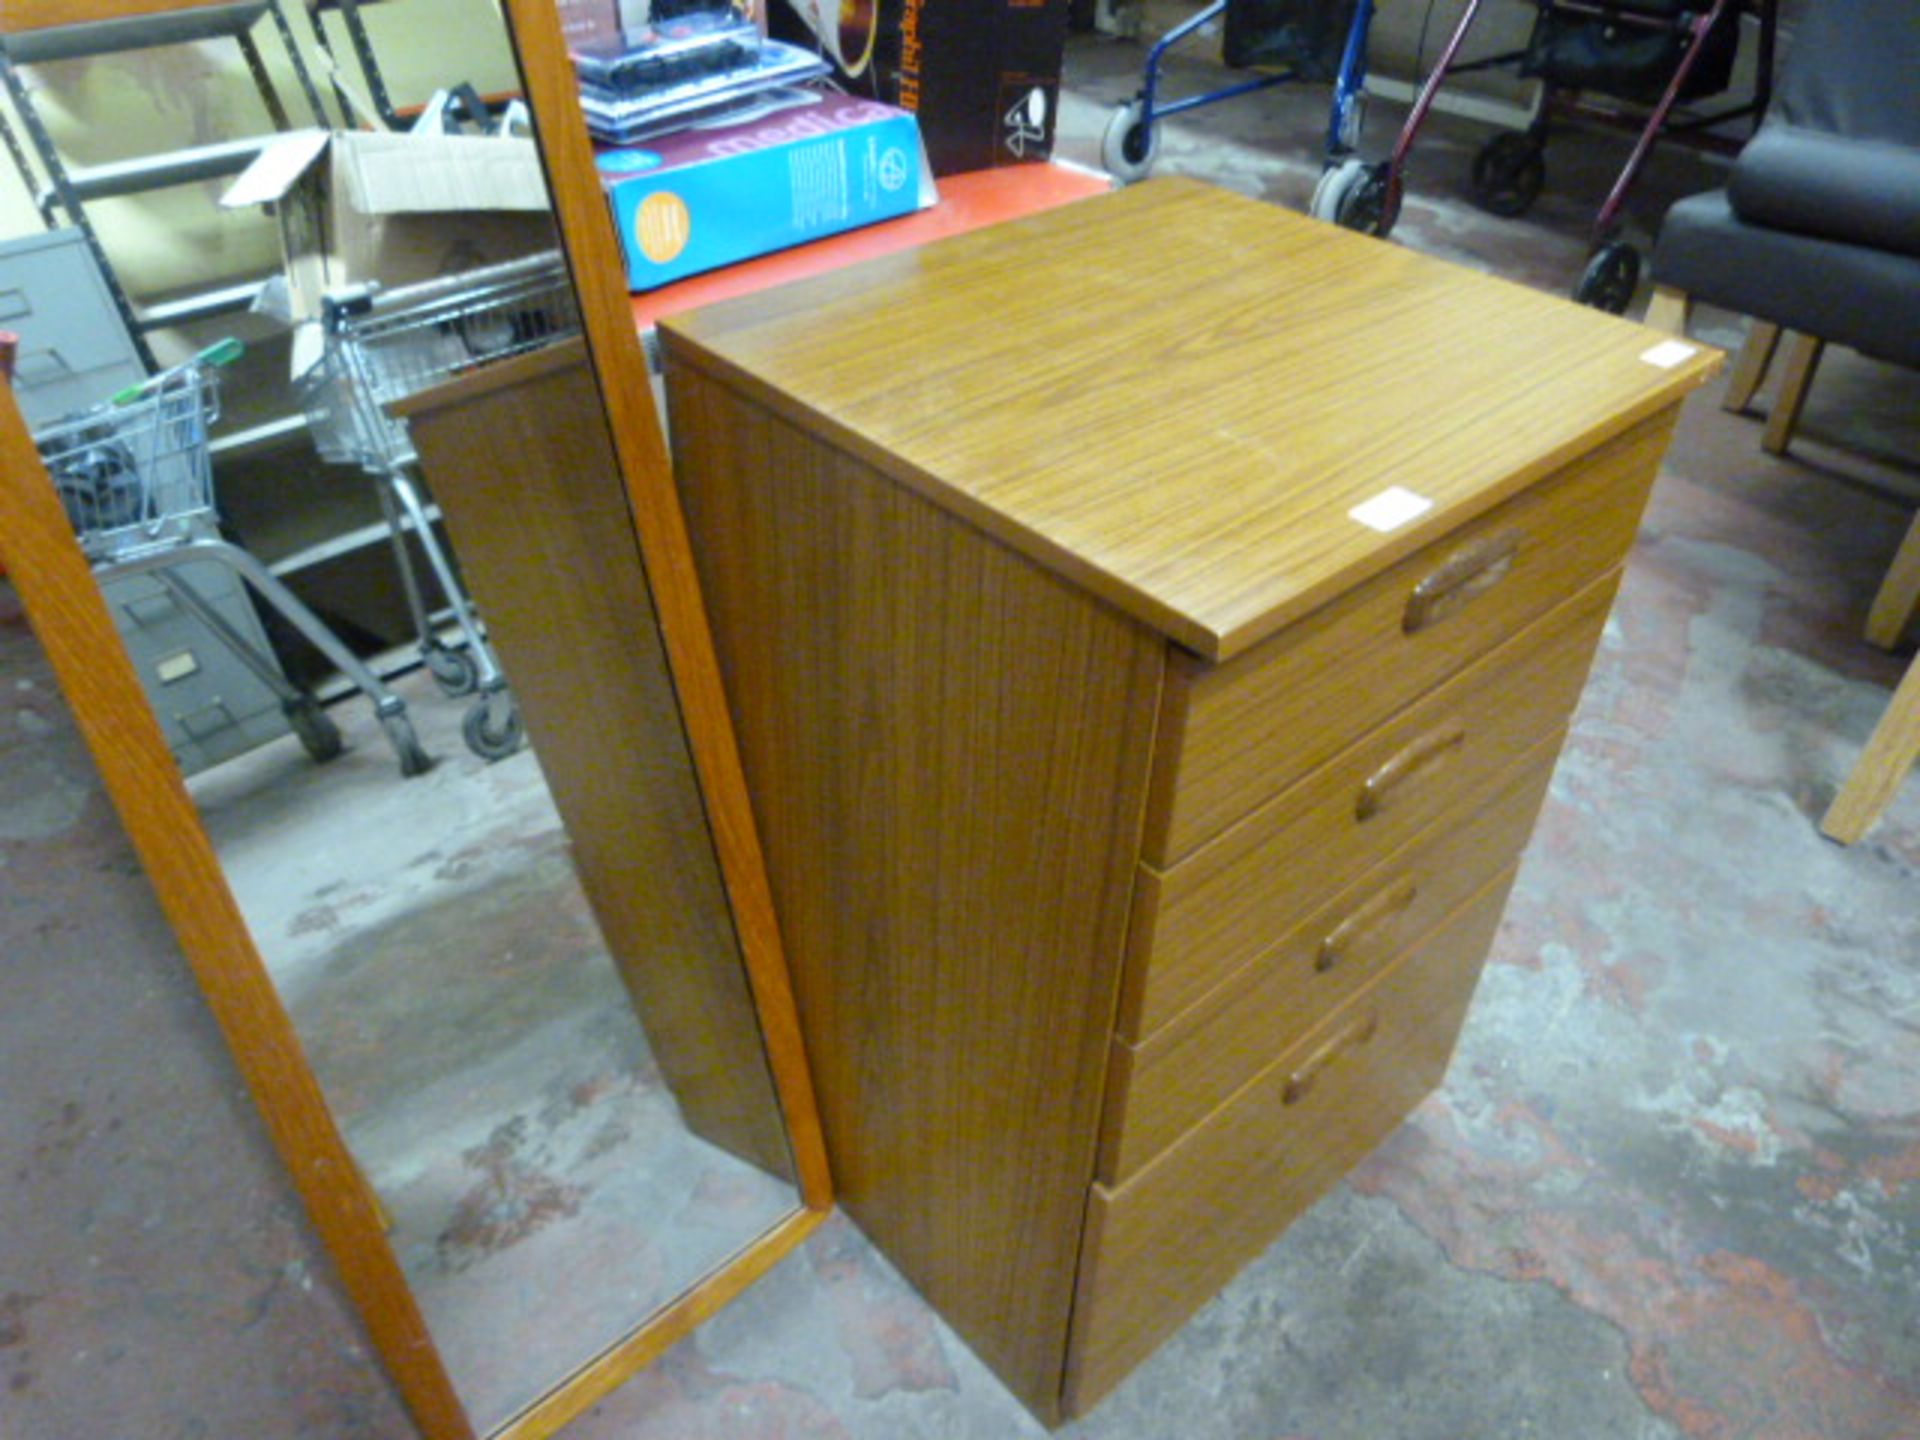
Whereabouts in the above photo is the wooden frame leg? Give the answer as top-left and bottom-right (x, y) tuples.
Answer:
(1722, 320), (1781, 415)
(1865, 508), (1920, 651)
(1822, 654), (1920, 844)
(1762, 333), (1824, 456)
(1643, 284), (1691, 334)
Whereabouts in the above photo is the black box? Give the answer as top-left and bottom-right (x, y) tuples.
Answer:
(773, 0), (1070, 175)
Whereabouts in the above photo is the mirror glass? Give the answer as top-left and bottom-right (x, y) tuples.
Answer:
(2, 1), (797, 1432)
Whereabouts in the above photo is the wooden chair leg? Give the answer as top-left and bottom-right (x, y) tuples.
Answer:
(1722, 320), (1781, 415)
(1822, 653), (1920, 843)
(1762, 333), (1825, 456)
(1643, 285), (1691, 334)
(1865, 508), (1920, 651)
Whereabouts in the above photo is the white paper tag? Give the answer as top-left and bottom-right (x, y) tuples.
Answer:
(1640, 339), (1698, 369)
(1349, 486), (1434, 533)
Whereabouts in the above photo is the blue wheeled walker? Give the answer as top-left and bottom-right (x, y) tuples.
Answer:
(1103, 0), (1385, 222)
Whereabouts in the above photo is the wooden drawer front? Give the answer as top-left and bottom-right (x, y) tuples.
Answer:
(1065, 870), (1517, 1417)
(1125, 573), (1613, 1011)
(1101, 735), (1558, 1183)
(1141, 412), (1669, 865)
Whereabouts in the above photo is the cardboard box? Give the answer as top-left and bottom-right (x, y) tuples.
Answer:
(774, 0), (1071, 175)
(222, 129), (556, 328)
(595, 94), (935, 291)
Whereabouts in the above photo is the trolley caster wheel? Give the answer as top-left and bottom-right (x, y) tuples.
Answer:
(283, 695), (343, 764)
(1313, 159), (1398, 237)
(422, 641), (479, 697)
(381, 710), (434, 778)
(1575, 242), (1641, 314)
(1102, 100), (1159, 185)
(462, 692), (524, 762)
(1471, 132), (1545, 218)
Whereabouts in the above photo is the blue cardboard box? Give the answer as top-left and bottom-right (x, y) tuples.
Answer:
(595, 93), (937, 291)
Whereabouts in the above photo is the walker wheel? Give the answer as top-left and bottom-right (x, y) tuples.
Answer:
(422, 640), (479, 697)
(283, 695), (343, 764)
(382, 711), (434, 778)
(463, 691), (524, 762)
(1102, 100), (1159, 185)
(1312, 159), (1398, 238)
(1340, 163), (1399, 238)
(1309, 158), (1364, 223)
(1471, 132), (1545, 218)
(1575, 242), (1642, 314)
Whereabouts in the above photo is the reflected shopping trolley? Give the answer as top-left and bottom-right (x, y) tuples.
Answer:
(35, 348), (433, 776)
(298, 250), (581, 762)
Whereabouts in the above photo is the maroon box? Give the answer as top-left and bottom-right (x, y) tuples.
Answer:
(774, 0), (1070, 176)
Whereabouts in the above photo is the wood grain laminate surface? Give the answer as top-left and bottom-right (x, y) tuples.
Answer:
(660, 179), (1718, 662)
(668, 365), (1166, 1423)
(394, 341), (792, 1182)
(1101, 736), (1561, 1182)
(0, 0), (235, 33)
(1141, 410), (1671, 863)
(1125, 576), (1617, 993)
(1068, 869), (1521, 1414)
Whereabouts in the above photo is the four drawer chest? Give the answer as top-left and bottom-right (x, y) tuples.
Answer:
(659, 179), (1718, 1422)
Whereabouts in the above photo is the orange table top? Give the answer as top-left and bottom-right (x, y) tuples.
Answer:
(629, 162), (1112, 331)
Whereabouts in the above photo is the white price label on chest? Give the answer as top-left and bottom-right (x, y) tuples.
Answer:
(1349, 486), (1434, 533)
(1640, 339), (1699, 369)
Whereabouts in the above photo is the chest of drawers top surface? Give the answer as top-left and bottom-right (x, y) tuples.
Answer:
(659, 177), (1717, 661)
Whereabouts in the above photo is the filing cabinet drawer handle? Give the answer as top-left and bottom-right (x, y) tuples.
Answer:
(1404, 530), (1522, 634)
(1282, 1009), (1380, 1105)
(1357, 726), (1466, 820)
(1318, 877), (1419, 972)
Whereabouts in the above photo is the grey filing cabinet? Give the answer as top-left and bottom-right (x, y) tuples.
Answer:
(0, 228), (145, 424)
(1, 227), (292, 773)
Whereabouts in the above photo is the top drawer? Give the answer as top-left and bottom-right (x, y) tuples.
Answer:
(1139, 410), (1672, 865)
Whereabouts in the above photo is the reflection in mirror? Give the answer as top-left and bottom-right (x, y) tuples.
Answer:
(184, 328), (798, 1433)
(4, 2), (800, 1432)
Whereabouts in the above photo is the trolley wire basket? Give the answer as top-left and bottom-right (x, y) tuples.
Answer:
(37, 364), (220, 565)
(28, 346), (435, 777)
(293, 248), (580, 764)
(299, 249), (581, 473)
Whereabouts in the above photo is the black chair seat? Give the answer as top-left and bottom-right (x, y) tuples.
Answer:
(1655, 191), (1920, 371)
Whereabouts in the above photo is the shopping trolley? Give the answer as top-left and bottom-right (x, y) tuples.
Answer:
(298, 250), (581, 762)
(35, 347), (433, 777)
(1383, 0), (1777, 310)
(1103, 0), (1378, 197)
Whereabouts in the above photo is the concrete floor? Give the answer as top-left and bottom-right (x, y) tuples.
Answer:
(6, 29), (1920, 1440)
(185, 676), (796, 1434)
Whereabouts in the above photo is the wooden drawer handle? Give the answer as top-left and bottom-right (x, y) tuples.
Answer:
(1404, 530), (1522, 634)
(1357, 726), (1466, 820)
(1283, 1009), (1380, 1105)
(1317, 877), (1418, 972)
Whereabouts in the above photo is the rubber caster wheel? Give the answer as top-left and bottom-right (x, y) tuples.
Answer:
(381, 710), (434, 778)
(283, 695), (343, 763)
(1313, 159), (1399, 237)
(1471, 132), (1545, 218)
(1575, 241), (1641, 314)
(463, 692), (524, 762)
(1309, 157), (1362, 222)
(1102, 100), (1159, 185)
(422, 641), (479, 697)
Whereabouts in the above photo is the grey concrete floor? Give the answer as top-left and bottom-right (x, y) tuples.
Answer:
(5, 28), (1919, 1440)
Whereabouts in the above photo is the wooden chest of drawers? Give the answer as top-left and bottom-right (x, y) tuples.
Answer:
(659, 179), (1716, 1423)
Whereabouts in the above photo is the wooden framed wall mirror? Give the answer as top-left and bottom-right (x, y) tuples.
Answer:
(0, 1), (830, 1436)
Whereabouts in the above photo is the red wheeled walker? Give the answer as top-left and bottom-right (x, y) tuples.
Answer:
(1357, 0), (1778, 311)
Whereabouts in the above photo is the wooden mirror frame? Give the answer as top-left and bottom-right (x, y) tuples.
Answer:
(0, 1), (832, 1435)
